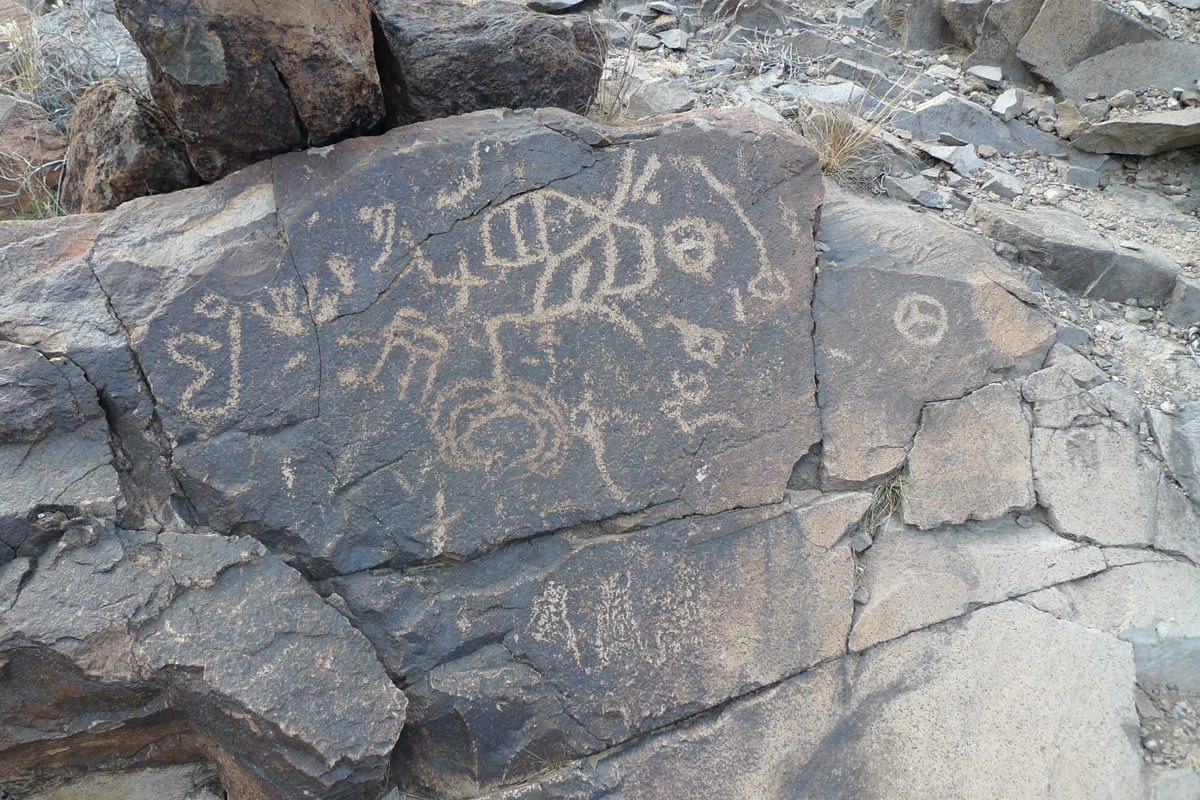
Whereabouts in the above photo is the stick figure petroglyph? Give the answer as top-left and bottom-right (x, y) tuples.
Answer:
(336, 306), (449, 401)
(893, 293), (949, 347)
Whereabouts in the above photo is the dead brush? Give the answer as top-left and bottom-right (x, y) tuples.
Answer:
(0, 149), (64, 220)
(586, 17), (643, 124)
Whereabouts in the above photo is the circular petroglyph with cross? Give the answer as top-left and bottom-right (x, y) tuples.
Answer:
(893, 293), (948, 347)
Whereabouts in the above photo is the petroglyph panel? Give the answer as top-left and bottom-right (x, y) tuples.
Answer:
(84, 109), (823, 577)
(327, 496), (865, 796)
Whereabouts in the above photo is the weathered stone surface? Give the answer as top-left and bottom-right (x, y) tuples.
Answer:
(1022, 364), (1106, 428)
(894, 92), (1069, 157)
(1073, 108), (1200, 156)
(962, 0), (1043, 83)
(904, 0), (958, 50)
(0, 108), (824, 579)
(1054, 41), (1200, 101)
(970, 199), (1181, 303)
(941, 0), (992, 48)
(480, 602), (1144, 800)
(0, 341), (121, 563)
(24, 764), (223, 800)
(60, 79), (200, 214)
(904, 382), (1034, 528)
(1015, 0), (1160, 93)
(115, 0), (384, 181)
(0, 95), (66, 215)
(1032, 420), (1159, 547)
(327, 498), (865, 797)
(850, 518), (1108, 650)
(1023, 561), (1200, 692)
(0, 519), (406, 798)
(1149, 404), (1200, 505)
(814, 187), (1053, 487)
(1168, 276), (1200, 327)
(371, 0), (605, 126)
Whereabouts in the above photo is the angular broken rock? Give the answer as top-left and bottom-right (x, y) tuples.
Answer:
(970, 199), (1181, 304)
(962, 0), (1043, 84)
(894, 92), (1067, 158)
(0, 341), (122, 563)
(60, 79), (200, 214)
(1015, 0), (1160, 95)
(1072, 107), (1200, 156)
(849, 517), (1107, 650)
(0, 108), (824, 578)
(0, 519), (406, 798)
(815, 187), (1053, 487)
(903, 382), (1035, 529)
(327, 498), (866, 797)
(480, 602), (1144, 800)
(1053, 41), (1200, 102)
(1023, 560), (1200, 692)
(1149, 404), (1200, 505)
(371, 0), (606, 125)
(1032, 420), (1159, 547)
(114, 0), (384, 181)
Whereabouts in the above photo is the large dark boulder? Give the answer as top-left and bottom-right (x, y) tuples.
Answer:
(370, 0), (606, 125)
(60, 79), (201, 213)
(114, 0), (384, 181)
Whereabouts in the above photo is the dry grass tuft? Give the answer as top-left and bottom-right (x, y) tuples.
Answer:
(863, 472), (908, 534)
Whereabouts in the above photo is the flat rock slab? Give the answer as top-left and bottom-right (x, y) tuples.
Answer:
(480, 602), (1144, 800)
(970, 199), (1181, 304)
(326, 497), (866, 796)
(903, 382), (1035, 528)
(850, 517), (1108, 650)
(1032, 420), (1159, 547)
(814, 187), (1053, 487)
(1015, 0), (1160, 94)
(0, 108), (824, 579)
(0, 519), (406, 798)
(1024, 561), (1200, 692)
(1073, 108), (1200, 156)
(1054, 41), (1200, 101)
(115, 0), (383, 182)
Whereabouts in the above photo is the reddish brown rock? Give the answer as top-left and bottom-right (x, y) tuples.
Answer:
(60, 79), (200, 213)
(114, 0), (384, 181)
(0, 95), (65, 216)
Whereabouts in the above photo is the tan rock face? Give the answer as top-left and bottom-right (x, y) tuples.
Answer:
(60, 79), (200, 213)
(849, 517), (1108, 651)
(814, 188), (1054, 488)
(114, 0), (384, 181)
(0, 95), (65, 216)
(481, 602), (1146, 800)
(904, 382), (1035, 529)
(1032, 421), (1159, 547)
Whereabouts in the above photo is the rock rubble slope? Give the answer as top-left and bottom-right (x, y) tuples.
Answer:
(1, 0), (1199, 797)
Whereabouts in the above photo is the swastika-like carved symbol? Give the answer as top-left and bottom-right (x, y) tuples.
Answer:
(893, 293), (948, 347)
